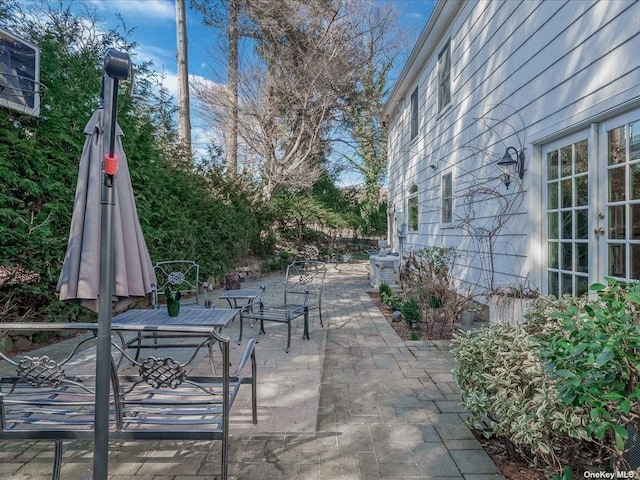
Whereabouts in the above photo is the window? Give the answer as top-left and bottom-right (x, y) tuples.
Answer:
(408, 185), (419, 231)
(438, 40), (451, 112)
(410, 87), (418, 140)
(442, 173), (452, 223)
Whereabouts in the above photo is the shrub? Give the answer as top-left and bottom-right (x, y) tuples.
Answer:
(451, 323), (585, 469)
(378, 283), (392, 297)
(452, 279), (640, 474)
(401, 247), (461, 334)
(379, 284), (403, 311)
(532, 278), (640, 470)
(383, 291), (404, 312)
(401, 297), (422, 325)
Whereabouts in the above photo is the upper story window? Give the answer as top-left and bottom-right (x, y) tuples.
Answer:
(410, 86), (419, 140)
(438, 40), (451, 112)
(442, 173), (453, 223)
(408, 184), (419, 231)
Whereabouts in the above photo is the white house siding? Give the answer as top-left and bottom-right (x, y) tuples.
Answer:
(383, 0), (640, 297)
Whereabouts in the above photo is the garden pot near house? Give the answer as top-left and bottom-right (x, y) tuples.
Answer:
(167, 299), (180, 317)
(461, 310), (475, 326)
(0, 335), (13, 353)
(225, 272), (241, 290)
(487, 295), (534, 324)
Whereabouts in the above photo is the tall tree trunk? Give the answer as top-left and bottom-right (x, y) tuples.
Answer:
(228, 0), (239, 175)
(176, 0), (192, 154)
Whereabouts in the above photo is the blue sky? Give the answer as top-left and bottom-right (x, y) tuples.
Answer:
(70, 0), (433, 93)
(60, 0), (434, 170)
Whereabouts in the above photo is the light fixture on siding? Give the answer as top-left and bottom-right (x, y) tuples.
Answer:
(497, 147), (525, 189)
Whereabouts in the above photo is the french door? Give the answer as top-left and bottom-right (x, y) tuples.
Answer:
(544, 110), (640, 296)
(598, 112), (640, 282)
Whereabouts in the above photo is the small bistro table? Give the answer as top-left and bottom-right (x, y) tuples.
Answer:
(219, 289), (262, 327)
(219, 288), (262, 308)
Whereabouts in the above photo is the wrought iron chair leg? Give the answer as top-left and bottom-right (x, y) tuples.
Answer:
(53, 439), (63, 480)
(303, 307), (310, 340)
(134, 332), (142, 361)
(286, 319), (291, 353)
(251, 349), (258, 424)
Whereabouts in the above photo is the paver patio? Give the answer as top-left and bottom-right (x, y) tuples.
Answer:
(0, 262), (504, 479)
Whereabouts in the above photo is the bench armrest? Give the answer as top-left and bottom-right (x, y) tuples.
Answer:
(240, 299), (263, 313)
(230, 337), (257, 378)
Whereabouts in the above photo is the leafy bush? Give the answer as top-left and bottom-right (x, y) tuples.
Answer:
(401, 297), (422, 324)
(452, 280), (640, 474)
(378, 283), (392, 297)
(381, 289), (403, 311)
(451, 323), (586, 469)
(533, 278), (640, 469)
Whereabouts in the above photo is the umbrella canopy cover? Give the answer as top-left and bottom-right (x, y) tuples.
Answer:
(57, 108), (156, 312)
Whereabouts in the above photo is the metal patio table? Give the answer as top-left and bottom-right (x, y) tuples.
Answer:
(219, 288), (261, 308)
(219, 288), (261, 327)
(114, 305), (239, 329)
(116, 306), (240, 367)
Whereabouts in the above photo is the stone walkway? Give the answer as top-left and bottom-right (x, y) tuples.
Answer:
(0, 262), (504, 479)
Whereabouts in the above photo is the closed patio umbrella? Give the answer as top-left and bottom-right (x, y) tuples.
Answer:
(56, 49), (154, 480)
(56, 104), (155, 311)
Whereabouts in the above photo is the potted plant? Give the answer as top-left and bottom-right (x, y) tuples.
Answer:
(486, 283), (539, 324)
(401, 296), (422, 329)
(165, 287), (182, 317)
(460, 303), (481, 326)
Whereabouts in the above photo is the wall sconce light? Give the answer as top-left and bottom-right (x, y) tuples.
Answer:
(496, 146), (525, 189)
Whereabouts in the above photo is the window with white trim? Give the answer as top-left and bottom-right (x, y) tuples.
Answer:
(410, 87), (418, 140)
(442, 173), (453, 223)
(438, 40), (451, 112)
(408, 185), (419, 231)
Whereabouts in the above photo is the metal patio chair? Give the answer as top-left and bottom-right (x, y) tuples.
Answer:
(128, 260), (211, 358)
(239, 260), (327, 352)
(151, 260), (205, 307)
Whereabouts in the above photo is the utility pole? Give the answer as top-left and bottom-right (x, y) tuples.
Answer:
(228, 0), (239, 175)
(176, 0), (192, 154)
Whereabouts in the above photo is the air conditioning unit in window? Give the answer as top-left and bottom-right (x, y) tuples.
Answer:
(0, 28), (40, 117)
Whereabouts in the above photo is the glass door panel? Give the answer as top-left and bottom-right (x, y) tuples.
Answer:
(605, 117), (640, 281)
(546, 139), (589, 297)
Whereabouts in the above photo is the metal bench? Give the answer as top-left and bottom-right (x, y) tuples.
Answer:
(239, 260), (327, 352)
(0, 322), (257, 480)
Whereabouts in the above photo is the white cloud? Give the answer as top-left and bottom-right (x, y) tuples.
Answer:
(86, 0), (175, 21)
(157, 71), (179, 99)
(133, 43), (175, 73)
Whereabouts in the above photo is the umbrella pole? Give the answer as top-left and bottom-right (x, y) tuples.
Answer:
(94, 50), (130, 480)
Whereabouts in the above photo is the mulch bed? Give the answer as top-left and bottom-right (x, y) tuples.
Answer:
(368, 292), (453, 340)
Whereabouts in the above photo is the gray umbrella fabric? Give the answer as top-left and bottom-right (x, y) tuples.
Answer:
(57, 108), (156, 311)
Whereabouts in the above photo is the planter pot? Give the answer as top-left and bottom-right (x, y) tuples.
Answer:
(167, 300), (180, 317)
(461, 310), (475, 326)
(487, 295), (533, 324)
(0, 335), (13, 353)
